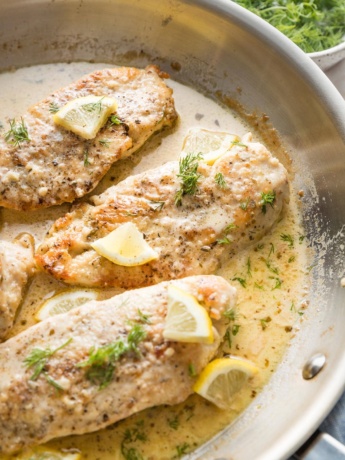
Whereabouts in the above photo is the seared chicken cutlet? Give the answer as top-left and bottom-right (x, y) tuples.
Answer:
(0, 275), (236, 454)
(36, 136), (289, 288)
(0, 65), (177, 211)
(0, 234), (35, 341)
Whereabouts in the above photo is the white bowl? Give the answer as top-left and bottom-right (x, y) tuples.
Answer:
(309, 40), (345, 70)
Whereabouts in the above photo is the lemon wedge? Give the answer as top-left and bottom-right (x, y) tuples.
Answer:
(17, 447), (81, 460)
(182, 128), (240, 165)
(163, 285), (214, 343)
(53, 95), (117, 139)
(193, 356), (258, 409)
(36, 289), (99, 321)
(90, 222), (158, 267)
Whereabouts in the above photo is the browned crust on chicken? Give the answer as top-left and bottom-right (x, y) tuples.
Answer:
(0, 65), (177, 211)
(0, 234), (36, 340)
(36, 140), (289, 288)
(0, 275), (236, 454)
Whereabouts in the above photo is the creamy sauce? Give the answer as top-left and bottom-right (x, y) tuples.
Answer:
(0, 63), (309, 460)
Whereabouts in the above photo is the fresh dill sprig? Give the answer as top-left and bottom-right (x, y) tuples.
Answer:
(77, 324), (146, 389)
(232, 276), (247, 288)
(99, 139), (110, 147)
(280, 233), (294, 247)
(24, 338), (72, 386)
(83, 149), (90, 166)
(176, 442), (190, 458)
(83, 97), (104, 113)
(214, 172), (227, 188)
(121, 420), (147, 460)
(175, 152), (203, 206)
(260, 191), (276, 214)
(168, 415), (180, 430)
(4, 117), (30, 146)
(109, 114), (122, 125)
(233, 0), (345, 53)
(223, 308), (241, 348)
(49, 102), (60, 113)
(217, 236), (232, 245)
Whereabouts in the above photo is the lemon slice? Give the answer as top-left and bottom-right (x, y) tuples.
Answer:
(90, 221), (158, 267)
(163, 285), (214, 343)
(182, 128), (240, 165)
(53, 95), (117, 139)
(17, 447), (81, 460)
(193, 356), (258, 409)
(36, 289), (99, 321)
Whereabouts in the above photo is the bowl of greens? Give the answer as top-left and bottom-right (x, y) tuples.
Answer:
(233, 0), (345, 70)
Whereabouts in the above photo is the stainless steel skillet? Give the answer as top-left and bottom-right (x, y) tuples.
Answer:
(0, 0), (344, 459)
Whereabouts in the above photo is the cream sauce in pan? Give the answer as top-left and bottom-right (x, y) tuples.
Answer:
(0, 63), (309, 460)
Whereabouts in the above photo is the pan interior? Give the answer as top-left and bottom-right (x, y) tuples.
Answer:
(0, 1), (344, 459)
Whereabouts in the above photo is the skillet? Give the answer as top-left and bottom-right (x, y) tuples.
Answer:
(0, 1), (344, 458)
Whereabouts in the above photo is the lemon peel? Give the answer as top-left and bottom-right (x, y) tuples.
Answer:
(90, 222), (158, 267)
(182, 127), (240, 165)
(36, 289), (99, 321)
(53, 95), (117, 139)
(193, 356), (258, 409)
(163, 285), (214, 343)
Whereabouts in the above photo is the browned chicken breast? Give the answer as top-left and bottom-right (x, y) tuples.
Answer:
(0, 65), (177, 211)
(0, 234), (35, 340)
(0, 275), (236, 454)
(36, 138), (289, 288)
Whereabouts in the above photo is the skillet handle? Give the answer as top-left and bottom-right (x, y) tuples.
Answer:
(293, 431), (345, 460)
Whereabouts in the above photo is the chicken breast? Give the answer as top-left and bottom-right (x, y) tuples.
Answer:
(0, 275), (236, 454)
(36, 136), (289, 288)
(0, 65), (177, 211)
(0, 234), (35, 341)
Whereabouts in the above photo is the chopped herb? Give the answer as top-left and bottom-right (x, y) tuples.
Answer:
(83, 97), (104, 113)
(224, 222), (238, 232)
(175, 152), (203, 206)
(121, 420), (147, 460)
(240, 197), (250, 211)
(232, 324), (241, 336)
(83, 149), (90, 166)
(233, 0), (345, 53)
(223, 308), (236, 322)
(77, 324), (146, 389)
(260, 316), (272, 330)
(188, 362), (197, 377)
(168, 415), (180, 430)
(49, 102), (60, 113)
(231, 140), (248, 148)
(24, 338), (72, 386)
(99, 139), (110, 147)
(272, 277), (283, 290)
(264, 258), (279, 275)
(223, 308), (240, 348)
(280, 233), (294, 247)
(288, 255), (296, 263)
(137, 309), (151, 324)
(254, 282), (264, 290)
(4, 118), (30, 146)
(176, 442), (190, 457)
(246, 257), (252, 277)
(290, 301), (305, 316)
(299, 235), (306, 244)
(256, 243), (264, 251)
(109, 114), (122, 125)
(268, 242), (275, 258)
(232, 276), (247, 288)
(124, 211), (138, 217)
(260, 191), (276, 214)
(217, 236), (232, 245)
(148, 200), (165, 212)
(214, 172), (227, 188)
